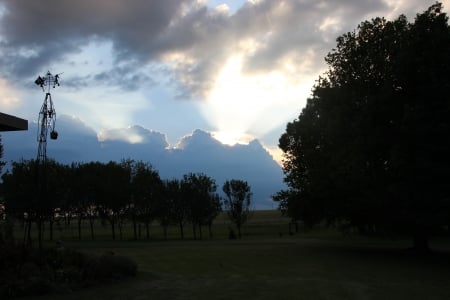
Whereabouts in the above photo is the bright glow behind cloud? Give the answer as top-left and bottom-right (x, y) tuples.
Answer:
(199, 54), (314, 145)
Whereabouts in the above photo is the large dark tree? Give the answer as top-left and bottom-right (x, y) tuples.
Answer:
(276, 3), (450, 252)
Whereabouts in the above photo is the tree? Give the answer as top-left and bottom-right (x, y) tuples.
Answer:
(1, 159), (64, 246)
(222, 179), (252, 238)
(0, 135), (5, 174)
(67, 162), (105, 240)
(181, 173), (221, 239)
(165, 179), (189, 239)
(277, 3), (450, 252)
(0, 136), (9, 243)
(130, 161), (163, 240)
(2, 160), (39, 244)
(96, 161), (130, 240)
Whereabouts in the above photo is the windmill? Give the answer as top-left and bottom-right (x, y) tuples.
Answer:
(35, 71), (61, 163)
(33, 71), (61, 249)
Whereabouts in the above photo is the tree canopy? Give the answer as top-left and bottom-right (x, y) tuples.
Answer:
(1, 160), (225, 242)
(276, 3), (450, 252)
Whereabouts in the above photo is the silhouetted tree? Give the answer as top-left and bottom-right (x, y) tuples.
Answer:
(1, 159), (63, 245)
(277, 3), (450, 252)
(131, 161), (163, 239)
(0, 135), (7, 242)
(223, 179), (252, 238)
(2, 160), (40, 244)
(42, 160), (67, 241)
(96, 161), (130, 240)
(165, 179), (188, 239)
(67, 162), (104, 240)
(157, 184), (173, 240)
(0, 135), (5, 174)
(181, 173), (221, 239)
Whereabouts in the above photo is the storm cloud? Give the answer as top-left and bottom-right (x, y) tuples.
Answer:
(0, 0), (435, 99)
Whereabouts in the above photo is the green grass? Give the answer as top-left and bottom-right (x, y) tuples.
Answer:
(14, 211), (450, 300)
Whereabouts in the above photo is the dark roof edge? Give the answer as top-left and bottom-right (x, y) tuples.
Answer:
(0, 112), (28, 131)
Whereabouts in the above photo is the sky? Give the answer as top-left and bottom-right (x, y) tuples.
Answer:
(0, 0), (447, 163)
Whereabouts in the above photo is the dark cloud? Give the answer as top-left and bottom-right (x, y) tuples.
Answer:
(0, 0), (188, 78)
(0, 0), (433, 98)
(233, 0), (389, 75)
(93, 66), (156, 91)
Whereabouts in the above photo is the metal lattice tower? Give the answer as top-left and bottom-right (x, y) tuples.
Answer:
(35, 71), (60, 163)
(33, 71), (61, 250)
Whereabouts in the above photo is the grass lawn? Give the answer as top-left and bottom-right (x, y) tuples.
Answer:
(18, 212), (450, 300)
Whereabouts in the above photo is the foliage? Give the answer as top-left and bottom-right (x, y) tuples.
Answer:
(181, 173), (222, 239)
(276, 3), (450, 252)
(130, 161), (164, 239)
(0, 159), (229, 243)
(164, 179), (188, 239)
(222, 179), (252, 238)
(0, 135), (5, 174)
(0, 243), (137, 298)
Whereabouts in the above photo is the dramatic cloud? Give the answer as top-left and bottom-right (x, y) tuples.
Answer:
(1, 0), (448, 163)
(1, 0), (441, 97)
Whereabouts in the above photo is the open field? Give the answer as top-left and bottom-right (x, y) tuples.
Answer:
(16, 211), (450, 300)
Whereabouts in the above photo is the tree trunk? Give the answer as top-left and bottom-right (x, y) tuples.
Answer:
(192, 223), (197, 240)
(163, 225), (168, 240)
(89, 217), (95, 240)
(208, 223), (213, 239)
(37, 217), (43, 251)
(179, 222), (184, 240)
(49, 218), (54, 241)
(132, 214), (137, 240)
(65, 213), (71, 227)
(412, 224), (430, 253)
(118, 220), (123, 240)
(25, 218), (32, 244)
(111, 217), (116, 240)
(145, 222), (150, 239)
(78, 217), (82, 240)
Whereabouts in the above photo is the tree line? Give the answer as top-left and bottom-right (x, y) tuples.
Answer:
(0, 158), (252, 244)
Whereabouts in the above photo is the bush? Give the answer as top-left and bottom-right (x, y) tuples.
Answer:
(0, 243), (138, 298)
(83, 253), (137, 283)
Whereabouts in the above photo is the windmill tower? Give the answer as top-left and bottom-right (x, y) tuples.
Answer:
(33, 71), (61, 249)
(35, 71), (60, 164)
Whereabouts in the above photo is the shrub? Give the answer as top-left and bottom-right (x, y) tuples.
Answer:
(83, 252), (137, 283)
(0, 244), (138, 298)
